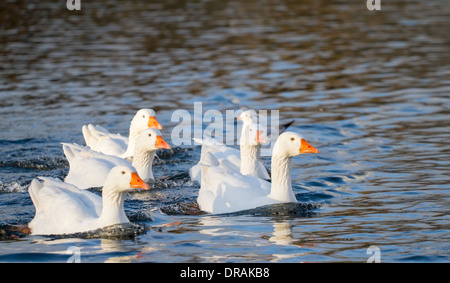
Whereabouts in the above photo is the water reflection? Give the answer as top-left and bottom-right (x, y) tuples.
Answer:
(195, 215), (319, 262)
(269, 222), (294, 246)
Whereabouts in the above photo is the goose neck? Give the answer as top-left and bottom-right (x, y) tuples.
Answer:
(240, 144), (261, 176)
(122, 126), (141, 157)
(132, 147), (156, 181)
(269, 153), (296, 202)
(99, 187), (129, 226)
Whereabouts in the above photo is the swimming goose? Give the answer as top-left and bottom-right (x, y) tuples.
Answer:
(82, 109), (163, 158)
(238, 122), (270, 178)
(189, 122), (269, 182)
(64, 128), (171, 189)
(237, 109), (294, 157)
(197, 132), (318, 214)
(28, 165), (150, 235)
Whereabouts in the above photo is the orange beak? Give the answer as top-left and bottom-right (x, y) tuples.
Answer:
(148, 116), (163, 130)
(256, 130), (268, 144)
(155, 135), (171, 149)
(130, 172), (150, 190)
(300, 139), (319, 154)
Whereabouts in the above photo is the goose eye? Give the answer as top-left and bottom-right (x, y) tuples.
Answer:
(148, 133), (152, 137)
(142, 115), (146, 118)
(121, 171), (126, 175)
(290, 137), (295, 141)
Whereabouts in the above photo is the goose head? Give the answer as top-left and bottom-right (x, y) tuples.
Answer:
(130, 109), (163, 132)
(135, 128), (171, 152)
(104, 165), (150, 192)
(237, 110), (257, 124)
(273, 132), (319, 158)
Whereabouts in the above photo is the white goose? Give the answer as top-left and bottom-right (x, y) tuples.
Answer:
(189, 122), (269, 183)
(197, 132), (318, 214)
(237, 109), (294, 156)
(239, 121), (270, 178)
(28, 165), (150, 235)
(82, 109), (163, 158)
(63, 128), (171, 189)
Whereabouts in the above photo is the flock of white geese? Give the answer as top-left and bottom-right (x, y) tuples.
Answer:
(27, 109), (318, 235)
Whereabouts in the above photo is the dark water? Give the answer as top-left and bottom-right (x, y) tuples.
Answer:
(0, 0), (449, 262)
